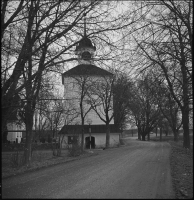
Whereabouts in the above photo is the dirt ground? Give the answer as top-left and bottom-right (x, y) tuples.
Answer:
(3, 139), (174, 198)
(2, 135), (193, 199)
(120, 133), (193, 199)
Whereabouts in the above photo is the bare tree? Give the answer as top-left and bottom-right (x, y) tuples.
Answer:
(127, 75), (163, 141)
(113, 72), (133, 132)
(1, 0), (100, 129)
(2, 0), (163, 163)
(63, 73), (94, 151)
(87, 74), (114, 148)
(155, 79), (182, 141)
(51, 101), (79, 157)
(2, 0), (102, 165)
(1, 0), (26, 43)
(125, 1), (192, 148)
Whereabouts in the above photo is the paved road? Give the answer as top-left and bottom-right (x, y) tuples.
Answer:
(2, 138), (175, 199)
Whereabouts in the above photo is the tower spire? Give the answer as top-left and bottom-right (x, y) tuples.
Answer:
(83, 13), (86, 37)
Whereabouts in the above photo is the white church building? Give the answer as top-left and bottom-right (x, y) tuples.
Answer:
(59, 16), (120, 149)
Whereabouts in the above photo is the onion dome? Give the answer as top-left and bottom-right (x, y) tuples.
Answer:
(75, 36), (96, 52)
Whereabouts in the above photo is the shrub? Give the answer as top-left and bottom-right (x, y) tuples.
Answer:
(34, 143), (53, 150)
(119, 139), (125, 145)
(48, 135), (52, 143)
(2, 143), (25, 152)
(68, 142), (82, 157)
(40, 137), (46, 143)
(10, 151), (25, 168)
(52, 142), (61, 156)
(31, 151), (43, 162)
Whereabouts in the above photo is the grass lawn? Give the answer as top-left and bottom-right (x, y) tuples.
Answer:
(2, 149), (95, 179)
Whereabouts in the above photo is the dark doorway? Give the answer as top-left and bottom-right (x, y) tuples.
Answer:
(85, 136), (95, 149)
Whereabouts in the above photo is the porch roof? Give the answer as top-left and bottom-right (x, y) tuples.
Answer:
(58, 124), (119, 135)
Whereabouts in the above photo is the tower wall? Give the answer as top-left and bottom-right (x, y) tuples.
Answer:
(63, 76), (114, 125)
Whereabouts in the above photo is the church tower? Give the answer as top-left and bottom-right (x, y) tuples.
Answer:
(75, 13), (96, 65)
(61, 13), (113, 125)
(60, 13), (119, 149)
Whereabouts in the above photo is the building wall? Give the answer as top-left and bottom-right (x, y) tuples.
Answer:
(60, 132), (120, 149)
(7, 122), (23, 143)
(84, 132), (120, 148)
(63, 76), (114, 125)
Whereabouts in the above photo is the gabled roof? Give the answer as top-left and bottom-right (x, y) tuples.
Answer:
(62, 64), (113, 84)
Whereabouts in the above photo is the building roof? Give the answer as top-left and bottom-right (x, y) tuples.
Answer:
(62, 64), (113, 84)
(58, 124), (120, 134)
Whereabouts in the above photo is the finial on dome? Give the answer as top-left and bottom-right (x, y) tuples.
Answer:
(83, 12), (86, 37)
(75, 12), (96, 53)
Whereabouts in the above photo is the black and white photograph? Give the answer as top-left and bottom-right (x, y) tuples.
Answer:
(2, 0), (193, 199)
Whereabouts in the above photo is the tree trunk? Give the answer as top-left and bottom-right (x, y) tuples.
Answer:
(179, 33), (190, 149)
(24, 119), (33, 166)
(2, 114), (8, 136)
(2, 125), (8, 143)
(138, 127), (141, 140)
(147, 132), (150, 141)
(165, 129), (168, 136)
(23, 96), (34, 166)
(160, 127), (162, 141)
(142, 133), (145, 141)
(81, 123), (84, 152)
(156, 127), (157, 137)
(138, 132), (141, 140)
(174, 130), (179, 142)
(105, 123), (110, 148)
(81, 128), (84, 152)
(182, 108), (190, 148)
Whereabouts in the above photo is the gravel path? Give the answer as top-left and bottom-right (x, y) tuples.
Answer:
(2, 139), (175, 199)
